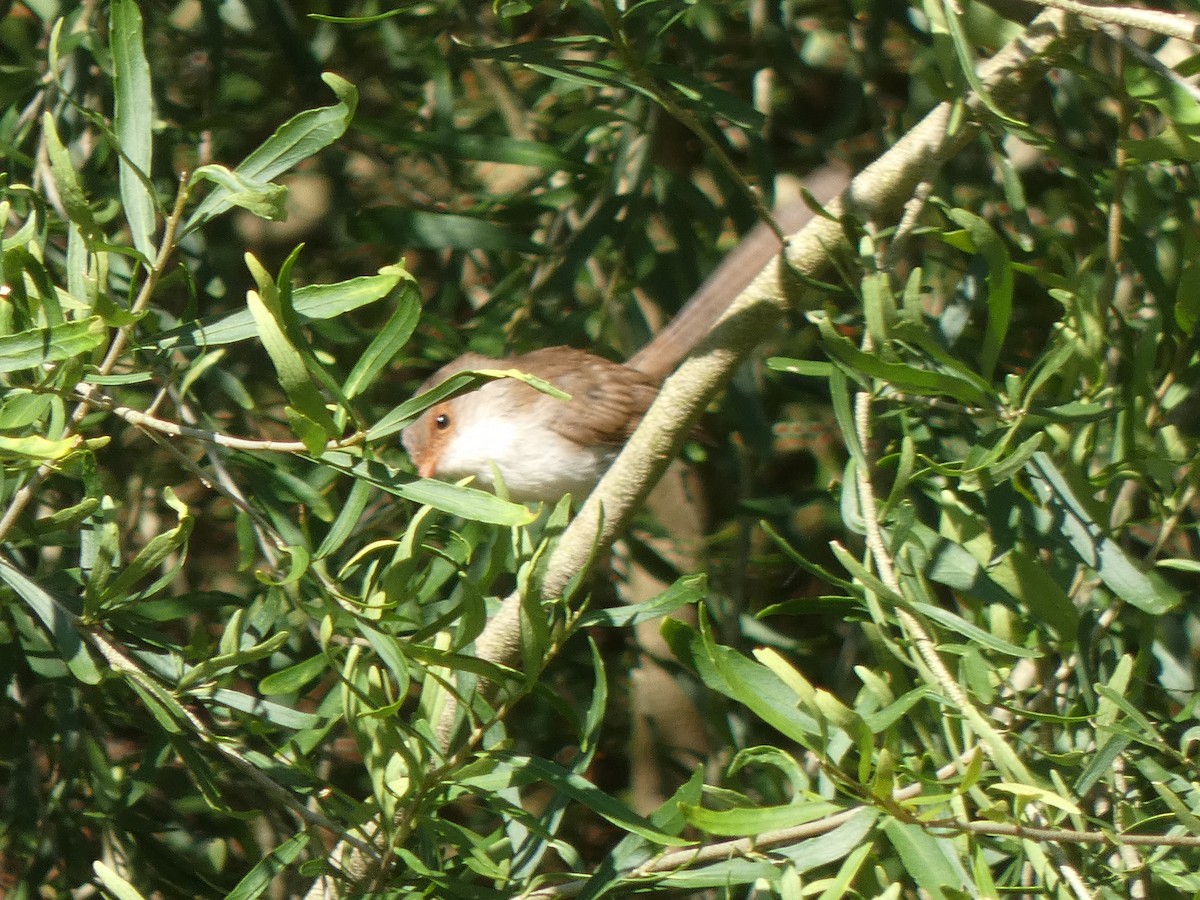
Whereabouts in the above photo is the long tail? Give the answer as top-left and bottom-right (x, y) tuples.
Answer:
(627, 164), (851, 380)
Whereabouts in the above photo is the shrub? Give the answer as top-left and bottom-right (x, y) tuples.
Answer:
(1, 2), (1198, 897)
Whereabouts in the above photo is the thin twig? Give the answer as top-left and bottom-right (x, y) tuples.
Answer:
(82, 389), (365, 453)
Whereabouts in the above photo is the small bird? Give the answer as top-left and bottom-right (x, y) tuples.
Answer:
(401, 169), (849, 503)
(401, 346), (660, 502)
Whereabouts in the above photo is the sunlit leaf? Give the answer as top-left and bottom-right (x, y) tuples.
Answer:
(111, 0), (156, 260)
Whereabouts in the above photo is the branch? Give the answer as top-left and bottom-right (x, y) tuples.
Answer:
(448, 8), (1080, 730)
(84, 390), (365, 453)
(1027, 0), (1200, 43)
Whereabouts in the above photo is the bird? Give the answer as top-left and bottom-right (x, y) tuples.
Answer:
(401, 169), (849, 503)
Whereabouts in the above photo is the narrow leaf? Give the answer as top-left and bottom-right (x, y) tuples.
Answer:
(1027, 452), (1181, 614)
(177, 631), (291, 690)
(42, 113), (99, 238)
(0, 557), (102, 684)
(495, 753), (690, 846)
(576, 574), (706, 628)
(320, 452), (537, 526)
(93, 861), (147, 900)
(183, 73), (358, 233)
(946, 208), (1013, 381)
(0, 317), (106, 373)
(342, 285), (421, 399)
(111, 0), (156, 259)
(681, 799), (843, 837)
(152, 267), (407, 350)
(225, 832), (310, 900)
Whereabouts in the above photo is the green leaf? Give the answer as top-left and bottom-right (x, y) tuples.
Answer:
(946, 208), (1013, 381)
(494, 753), (690, 846)
(1074, 734), (1132, 795)
(815, 313), (992, 406)
(1146, 777), (1200, 833)
(662, 617), (823, 748)
(96, 487), (193, 611)
(817, 842), (874, 900)
(206, 688), (324, 730)
(1122, 62), (1200, 163)
(985, 431), (1044, 483)
(767, 357), (834, 378)
(284, 406), (332, 457)
(259, 654), (330, 695)
(358, 624), (412, 698)
(183, 73), (358, 233)
(42, 113), (99, 239)
(1094, 684), (1161, 744)
(225, 832), (310, 900)
(1027, 452), (1181, 614)
(939, 0), (1026, 128)
(1174, 259), (1200, 336)
(1122, 128), (1200, 164)
(93, 861), (147, 900)
(110, 0), (156, 260)
(862, 270), (895, 346)
(308, 9), (409, 23)
(5, 242), (64, 325)
(314, 477), (372, 559)
(341, 284), (421, 399)
(0, 557), (102, 684)
(246, 285), (337, 450)
(988, 550), (1079, 636)
(177, 630), (291, 690)
(681, 798), (843, 837)
(659, 809), (878, 888)
(882, 818), (966, 899)
(576, 574), (706, 627)
(319, 452), (537, 526)
(255, 544), (311, 587)
(829, 365), (868, 474)
(387, 129), (587, 173)
(759, 520), (855, 594)
(908, 600), (1040, 658)
(151, 267), (407, 350)
(0, 317), (106, 373)
(862, 685), (934, 734)
(656, 63), (765, 129)
(84, 372), (156, 385)
(991, 782), (1081, 815)
(188, 165), (288, 220)
(0, 433), (85, 461)
(127, 679), (184, 734)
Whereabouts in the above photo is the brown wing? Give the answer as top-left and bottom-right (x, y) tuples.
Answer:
(509, 346), (660, 447)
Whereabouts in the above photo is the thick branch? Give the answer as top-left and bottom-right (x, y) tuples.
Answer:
(464, 9), (1079, 695)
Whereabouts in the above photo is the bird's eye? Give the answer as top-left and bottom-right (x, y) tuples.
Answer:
(434, 413), (451, 430)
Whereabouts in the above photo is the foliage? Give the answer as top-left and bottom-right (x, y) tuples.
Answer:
(1, 0), (1199, 898)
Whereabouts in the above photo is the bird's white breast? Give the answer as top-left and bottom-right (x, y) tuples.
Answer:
(435, 408), (616, 503)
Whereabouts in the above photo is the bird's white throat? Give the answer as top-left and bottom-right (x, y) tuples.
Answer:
(435, 406), (617, 503)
